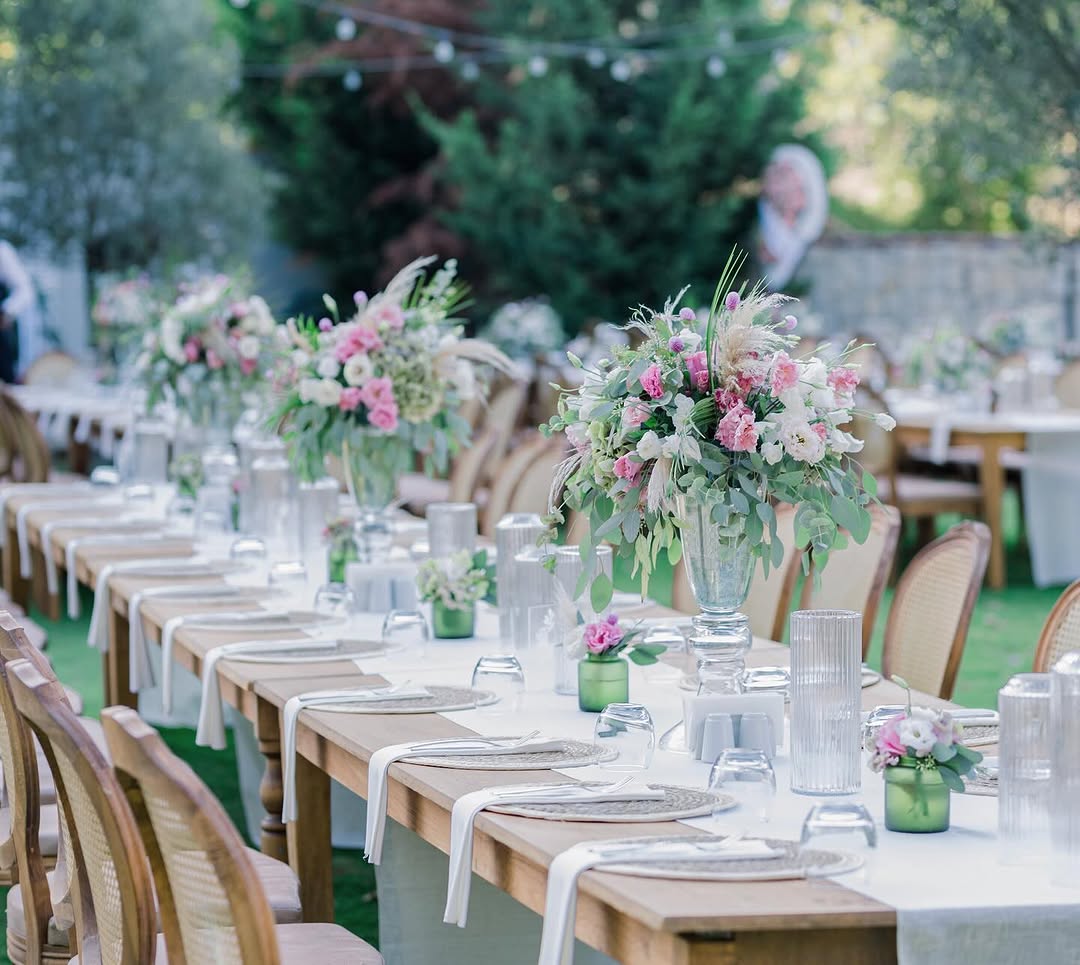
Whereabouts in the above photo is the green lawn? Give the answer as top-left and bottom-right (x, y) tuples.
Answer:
(1, 489), (1058, 961)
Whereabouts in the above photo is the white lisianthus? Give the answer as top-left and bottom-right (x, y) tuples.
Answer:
(238, 335), (261, 360)
(826, 408), (851, 427)
(830, 430), (864, 454)
(762, 439), (784, 465)
(298, 378), (322, 404)
(343, 353), (373, 386)
(778, 420), (826, 464)
(897, 717), (937, 757)
(636, 430), (663, 461)
(291, 348), (312, 370)
(674, 328), (702, 352)
(566, 422), (590, 451)
(875, 413), (897, 430)
(246, 296), (275, 335)
(316, 355), (341, 380)
(671, 393), (696, 432)
(660, 433), (700, 462)
(312, 378), (343, 408)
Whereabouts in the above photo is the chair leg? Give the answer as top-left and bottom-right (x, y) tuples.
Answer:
(915, 516), (937, 548)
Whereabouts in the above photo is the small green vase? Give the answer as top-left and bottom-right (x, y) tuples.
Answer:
(884, 759), (951, 833)
(577, 656), (629, 712)
(327, 541), (360, 585)
(433, 601), (475, 639)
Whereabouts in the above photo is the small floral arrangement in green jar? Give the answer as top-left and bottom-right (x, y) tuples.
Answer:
(416, 550), (491, 639)
(324, 516), (360, 584)
(869, 677), (982, 833)
(169, 452), (204, 501)
(567, 613), (665, 712)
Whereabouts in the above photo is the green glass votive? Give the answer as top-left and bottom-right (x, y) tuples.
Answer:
(432, 601), (475, 639)
(884, 759), (951, 833)
(577, 656), (629, 712)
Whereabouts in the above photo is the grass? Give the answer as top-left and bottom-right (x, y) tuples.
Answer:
(1, 488), (1058, 961)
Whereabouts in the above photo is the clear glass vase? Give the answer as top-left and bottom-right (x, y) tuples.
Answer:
(998, 673), (1052, 864)
(1051, 651), (1080, 887)
(658, 491), (754, 753)
(342, 431), (412, 564)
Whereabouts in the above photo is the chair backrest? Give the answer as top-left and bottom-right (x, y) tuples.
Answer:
(481, 431), (552, 538)
(1034, 578), (1080, 672)
(447, 426), (499, 504)
(101, 705), (281, 965)
(506, 438), (570, 519)
(8, 659), (156, 965)
(1056, 359), (1080, 409)
(478, 380), (528, 468)
(21, 352), (80, 388)
(0, 392), (51, 483)
(0, 613), (54, 961)
(882, 520), (990, 699)
(671, 505), (800, 642)
(801, 504), (902, 656)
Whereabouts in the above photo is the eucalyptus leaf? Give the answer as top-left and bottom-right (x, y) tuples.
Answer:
(590, 572), (614, 613)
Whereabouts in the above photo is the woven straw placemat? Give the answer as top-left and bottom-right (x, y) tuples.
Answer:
(314, 685), (497, 715)
(598, 834), (863, 881)
(409, 738), (617, 770)
(225, 638), (392, 664)
(489, 785), (735, 823)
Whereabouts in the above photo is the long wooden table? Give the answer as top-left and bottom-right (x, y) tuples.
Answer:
(5, 490), (985, 964)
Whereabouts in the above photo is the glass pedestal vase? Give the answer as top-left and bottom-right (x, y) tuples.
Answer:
(433, 601), (475, 639)
(578, 657), (629, 713)
(342, 432), (411, 565)
(884, 761), (950, 833)
(658, 492), (754, 753)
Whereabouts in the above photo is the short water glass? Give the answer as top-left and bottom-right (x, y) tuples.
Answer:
(313, 582), (358, 621)
(708, 749), (776, 823)
(801, 802), (877, 850)
(381, 609), (429, 659)
(471, 655), (526, 714)
(594, 703), (655, 771)
(639, 624), (688, 683)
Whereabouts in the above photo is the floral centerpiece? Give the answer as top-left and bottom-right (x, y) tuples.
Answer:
(416, 549), (492, 638)
(869, 678), (982, 832)
(565, 613), (664, 711)
(136, 273), (279, 428)
(481, 298), (565, 361)
(904, 327), (993, 397)
(272, 256), (512, 557)
(93, 274), (160, 378)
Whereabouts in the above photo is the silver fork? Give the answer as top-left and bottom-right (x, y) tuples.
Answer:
(494, 777), (634, 800)
(408, 729), (542, 752)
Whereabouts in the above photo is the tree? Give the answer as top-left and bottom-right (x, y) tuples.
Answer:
(0, 0), (266, 276)
(422, 0), (820, 330)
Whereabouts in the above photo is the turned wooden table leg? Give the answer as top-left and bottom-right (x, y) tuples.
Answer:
(105, 607), (137, 709)
(255, 697), (289, 863)
(978, 440), (1008, 590)
(287, 750), (334, 922)
(3, 523), (31, 611)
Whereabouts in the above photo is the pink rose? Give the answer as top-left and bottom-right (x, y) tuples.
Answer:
(828, 367), (860, 395)
(372, 302), (406, 330)
(715, 402), (757, 452)
(622, 401), (651, 429)
(240, 357), (257, 376)
(770, 351), (799, 396)
(368, 401), (399, 431)
(183, 338), (201, 363)
(339, 386), (363, 412)
(206, 349), (224, 370)
(359, 376), (394, 409)
(613, 454), (642, 483)
(583, 618), (624, 655)
(685, 351), (709, 391)
(639, 363), (665, 399)
(334, 325), (384, 364)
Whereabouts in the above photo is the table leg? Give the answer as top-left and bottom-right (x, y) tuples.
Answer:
(30, 547), (60, 621)
(286, 750), (334, 922)
(105, 607), (137, 709)
(255, 697), (289, 863)
(978, 440), (1007, 589)
(2, 523), (31, 611)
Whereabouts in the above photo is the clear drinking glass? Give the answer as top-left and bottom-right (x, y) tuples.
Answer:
(381, 609), (430, 660)
(594, 703), (655, 770)
(801, 802), (877, 849)
(554, 545), (613, 621)
(998, 673), (1052, 864)
(268, 560), (308, 590)
(638, 624), (688, 684)
(789, 610), (862, 796)
(510, 547), (556, 650)
(313, 582), (358, 621)
(471, 655), (526, 714)
(1051, 651), (1080, 887)
(708, 749), (776, 823)
(494, 513), (546, 639)
(427, 502), (478, 559)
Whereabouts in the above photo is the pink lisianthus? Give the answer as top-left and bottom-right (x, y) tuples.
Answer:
(714, 389), (744, 413)
(206, 349), (224, 370)
(612, 454), (642, 483)
(685, 351), (709, 391)
(359, 376), (395, 409)
(715, 402), (758, 452)
(339, 386), (363, 412)
(368, 401), (399, 431)
(770, 351), (799, 396)
(622, 401), (651, 429)
(583, 613), (625, 655)
(372, 302), (406, 330)
(828, 367), (860, 395)
(239, 357), (258, 376)
(639, 363), (665, 399)
(875, 718), (906, 764)
(183, 338), (201, 363)
(334, 325), (384, 363)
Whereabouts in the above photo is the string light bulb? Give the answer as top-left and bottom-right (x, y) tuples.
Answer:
(610, 58), (632, 82)
(460, 59), (480, 81)
(335, 17), (357, 41)
(528, 55), (549, 77)
(343, 69), (362, 90)
(706, 55), (727, 77)
(585, 47), (607, 68)
(433, 38), (456, 63)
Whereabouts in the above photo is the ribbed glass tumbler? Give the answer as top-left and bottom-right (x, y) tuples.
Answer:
(1051, 650), (1080, 887)
(998, 673), (1052, 864)
(790, 609), (862, 796)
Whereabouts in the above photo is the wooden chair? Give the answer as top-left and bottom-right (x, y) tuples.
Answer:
(671, 505), (800, 642)
(479, 379), (528, 471)
(881, 521), (990, 699)
(21, 352), (80, 389)
(504, 437), (570, 520)
(400, 426), (499, 515)
(0, 393), (51, 483)
(1055, 359), (1080, 409)
(100, 705), (383, 964)
(1033, 579), (1080, 672)
(480, 431), (552, 537)
(800, 504), (902, 656)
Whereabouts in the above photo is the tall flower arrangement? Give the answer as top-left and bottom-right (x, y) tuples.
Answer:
(136, 274), (279, 418)
(544, 251), (891, 603)
(93, 274), (162, 380)
(273, 256), (512, 499)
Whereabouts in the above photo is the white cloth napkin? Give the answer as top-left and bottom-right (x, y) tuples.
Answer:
(346, 560), (418, 612)
(17, 498), (117, 578)
(929, 416), (952, 464)
(0, 483), (92, 548)
(43, 518), (160, 597)
(280, 686), (431, 824)
(538, 838), (782, 965)
(444, 782), (667, 929)
(86, 555), (199, 650)
(71, 536), (190, 621)
(195, 638), (340, 750)
(364, 736), (568, 867)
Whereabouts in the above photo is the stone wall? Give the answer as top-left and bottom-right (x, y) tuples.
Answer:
(797, 233), (1080, 346)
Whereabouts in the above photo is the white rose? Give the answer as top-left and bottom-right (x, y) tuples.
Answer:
(343, 353), (373, 387)
(316, 355), (341, 379)
(875, 413), (897, 431)
(298, 378), (321, 404)
(312, 378), (343, 408)
(636, 430), (663, 461)
(897, 717), (937, 757)
(291, 348), (312, 369)
(238, 335), (261, 360)
(762, 439), (784, 465)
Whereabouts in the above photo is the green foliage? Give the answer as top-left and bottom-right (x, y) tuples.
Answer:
(0, 0), (266, 274)
(422, 0), (817, 331)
